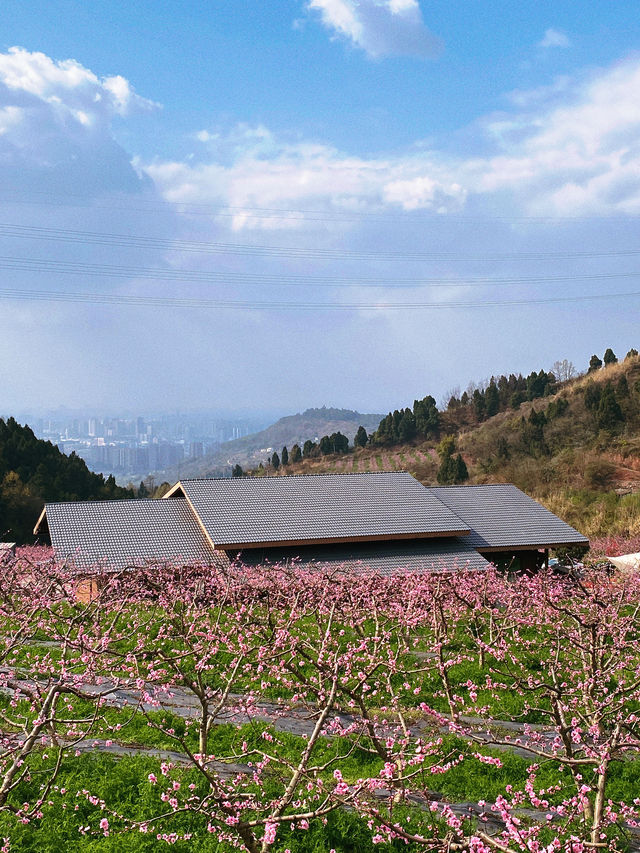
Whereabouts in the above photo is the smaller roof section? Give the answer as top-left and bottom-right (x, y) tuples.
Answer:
(37, 498), (219, 570)
(166, 472), (470, 549)
(238, 537), (490, 575)
(429, 484), (589, 551)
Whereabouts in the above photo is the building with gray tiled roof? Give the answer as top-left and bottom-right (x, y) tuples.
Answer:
(35, 472), (588, 576)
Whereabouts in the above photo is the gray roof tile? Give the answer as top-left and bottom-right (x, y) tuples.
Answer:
(429, 484), (588, 550)
(173, 473), (469, 547)
(44, 498), (219, 570)
(236, 537), (490, 575)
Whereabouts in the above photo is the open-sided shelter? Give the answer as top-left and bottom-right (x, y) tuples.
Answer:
(34, 472), (588, 576)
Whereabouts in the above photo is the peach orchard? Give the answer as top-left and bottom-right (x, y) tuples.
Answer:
(1, 549), (640, 852)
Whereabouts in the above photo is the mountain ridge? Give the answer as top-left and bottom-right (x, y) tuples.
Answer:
(157, 406), (384, 480)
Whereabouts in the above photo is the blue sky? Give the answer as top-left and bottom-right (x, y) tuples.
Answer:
(1, 2), (640, 416)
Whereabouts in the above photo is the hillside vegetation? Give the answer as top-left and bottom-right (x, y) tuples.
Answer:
(0, 417), (131, 542)
(257, 350), (640, 540)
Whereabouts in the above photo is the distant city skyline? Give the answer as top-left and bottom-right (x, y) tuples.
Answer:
(1, 2), (639, 414)
(15, 410), (271, 482)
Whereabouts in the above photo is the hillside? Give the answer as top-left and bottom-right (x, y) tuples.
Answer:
(260, 352), (640, 541)
(0, 417), (131, 542)
(158, 407), (383, 479)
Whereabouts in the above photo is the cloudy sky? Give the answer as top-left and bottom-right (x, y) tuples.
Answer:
(1, 1), (640, 417)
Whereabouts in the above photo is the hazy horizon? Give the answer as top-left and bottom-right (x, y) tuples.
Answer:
(1, 2), (639, 416)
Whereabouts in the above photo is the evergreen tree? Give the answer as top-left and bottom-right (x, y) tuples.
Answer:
(510, 391), (525, 410)
(588, 354), (603, 373)
(454, 454), (469, 483)
(290, 444), (302, 464)
(436, 436), (466, 484)
(597, 383), (624, 431)
(603, 348), (618, 366)
(331, 432), (349, 454)
(302, 440), (317, 458)
(319, 435), (333, 455)
(485, 380), (500, 417)
(138, 480), (149, 498)
(626, 348), (639, 360)
(354, 426), (368, 448)
(281, 446), (289, 466)
(271, 452), (280, 470)
(584, 382), (602, 412)
(617, 375), (630, 399)
(520, 409), (548, 456)
(413, 395), (439, 436)
(496, 436), (510, 460)
(398, 411), (416, 442)
(473, 389), (486, 422)
(231, 464), (244, 477)
(547, 397), (569, 419)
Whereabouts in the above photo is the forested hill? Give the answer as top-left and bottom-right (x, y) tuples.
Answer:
(0, 417), (131, 542)
(266, 350), (640, 540)
(159, 407), (383, 479)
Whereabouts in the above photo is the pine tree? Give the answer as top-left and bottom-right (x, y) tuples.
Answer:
(597, 383), (624, 431)
(319, 435), (333, 455)
(331, 432), (349, 454)
(271, 452), (280, 470)
(290, 444), (302, 464)
(281, 446), (289, 466)
(354, 426), (369, 448)
(232, 464), (244, 477)
(454, 454), (469, 482)
(436, 436), (462, 484)
(473, 389), (486, 422)
(485, 381), (500, 417)
(603, 348), (618, 366)
(617, 375), (629, 399)
(588, 354), (603, 373)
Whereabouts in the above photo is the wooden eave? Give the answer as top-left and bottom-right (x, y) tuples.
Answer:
(163, 482), (186, 499)
(33, 506), (47, 536)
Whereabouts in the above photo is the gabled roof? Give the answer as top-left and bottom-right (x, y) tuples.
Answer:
(237, 537), (490, 575)
(165, 472), (470, 549)
(429, 484), (589, 550)
(40, 498), (220, 570)
(35, 473), (589, 575)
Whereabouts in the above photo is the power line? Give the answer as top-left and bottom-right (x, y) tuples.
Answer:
(1, 284), (639, 311)
(0, 189), (639, 224)
(0, 254), (638, 289)
(1, 222), (640, 263)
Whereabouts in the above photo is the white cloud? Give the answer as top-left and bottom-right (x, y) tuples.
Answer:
(473, 57), (640, 214)
(538, 28), (571, 49)
(147, 55), (640, 222)
(0, 46), (159, 195)
(0, 47), (157, 117)
(306, 0), (442, 58)
(146, 135), (467, 231)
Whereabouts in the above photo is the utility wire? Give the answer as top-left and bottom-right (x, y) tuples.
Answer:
(1, 190), (639, 224)
(0, 254), (638, 289)
(1, 285), (639, 311)
(1, 222), (640, 263)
